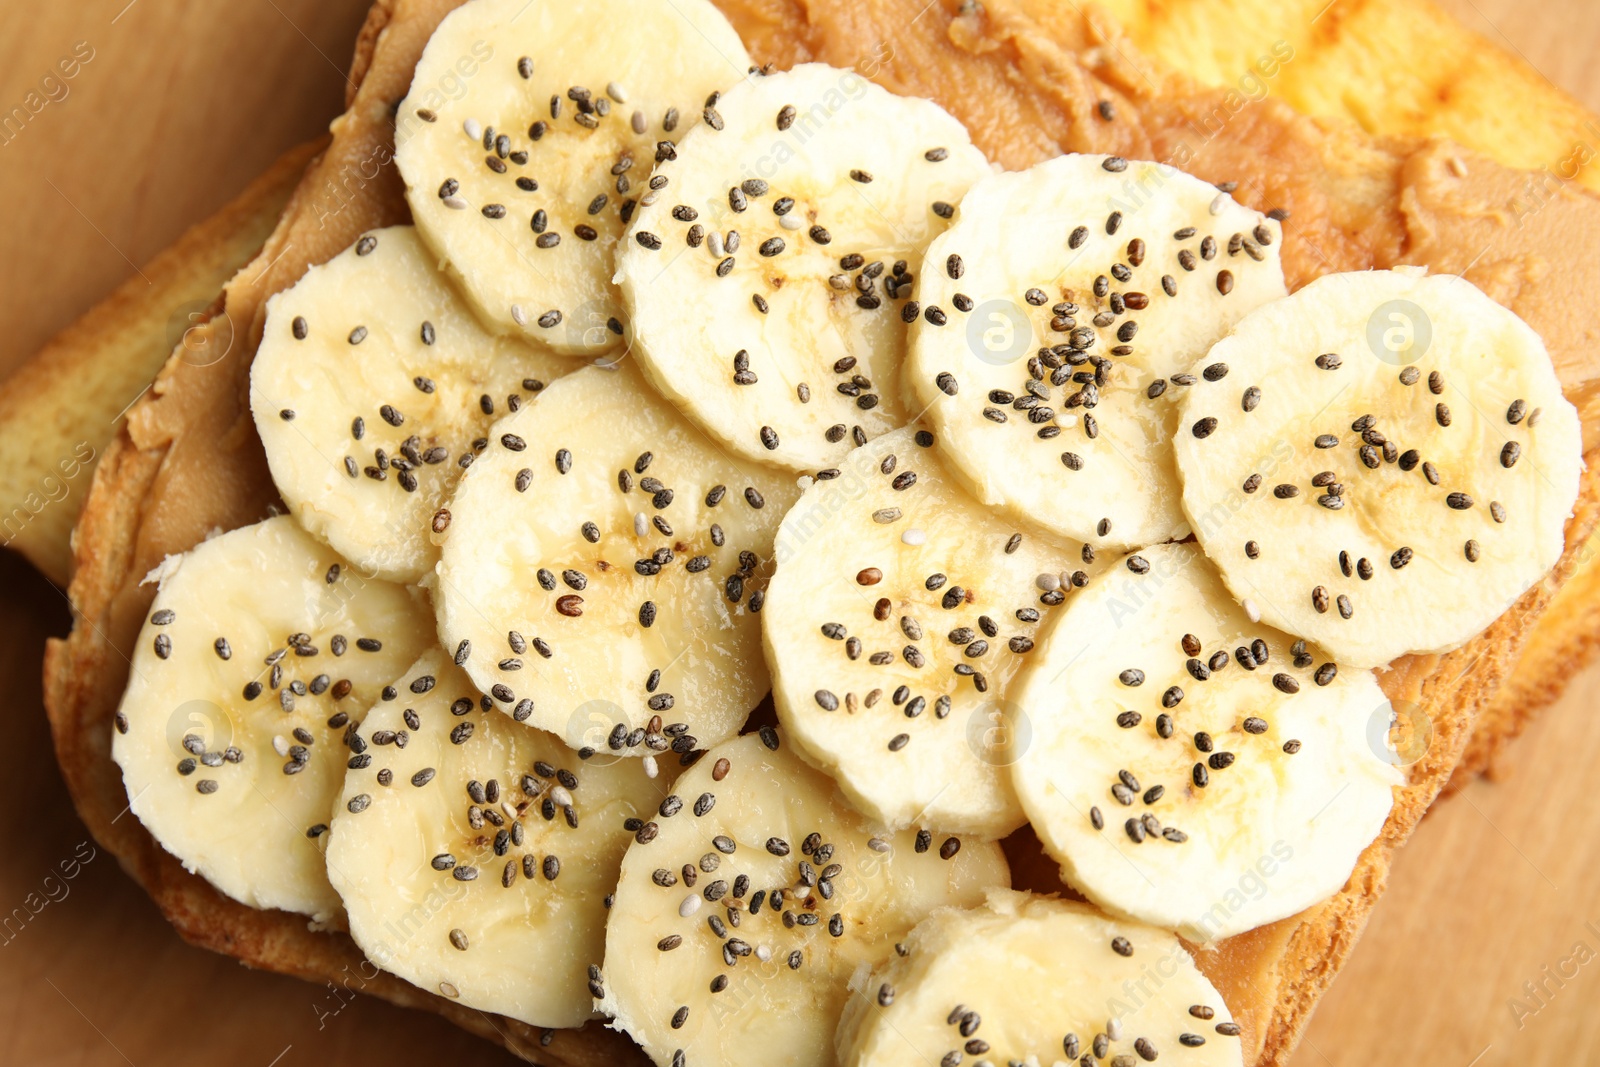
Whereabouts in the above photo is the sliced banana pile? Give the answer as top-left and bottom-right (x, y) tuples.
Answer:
(764, 425), (1102, 838)
(435, 361), (800, 756)
(837, 890), (1244, 1067)
(1009, 542), (1401, 942)
(108, 0), (1594, 1048)
(395, 0), (750, 355)
(906, 154), (1286, 550)
(327, 651), (666, 1027)
(600, 730), (1008, 1067)
(252, 226), (572, 583)
(111, 517), (432, 921)
(1174, 269), (1583, 668)
(617, 63), (990, 471)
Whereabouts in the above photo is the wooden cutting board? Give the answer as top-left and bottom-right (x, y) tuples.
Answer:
(0, 1), (1595, 1064)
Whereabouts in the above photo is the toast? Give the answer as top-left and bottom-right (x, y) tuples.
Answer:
(37, 2), (1600, 1065)
(1096, 0), (1600, 196)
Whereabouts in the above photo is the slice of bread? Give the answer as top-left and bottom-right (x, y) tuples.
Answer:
(38, 1), (1600, 1065)
(1093, 0), (1600, 196)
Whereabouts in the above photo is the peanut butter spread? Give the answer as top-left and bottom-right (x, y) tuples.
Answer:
(44, 3), (1600, 1067)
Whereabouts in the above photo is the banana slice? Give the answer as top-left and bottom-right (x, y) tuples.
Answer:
(252, 226), (572, 583)
(435, 361), (801, 756)
(1009, 542), (1401, 942)
(1174, 268), (1583, 668)
(617, 63), (990, 471)
(599, 730), (1008, 1067)
(837, 890), (1244, 1067)
(326, 651), (666, 1027)
(906, 154), (1287, 550)
(395, 0), (749, 355)
(111, 516), (432, 921)
(764, 425), (1101, 838)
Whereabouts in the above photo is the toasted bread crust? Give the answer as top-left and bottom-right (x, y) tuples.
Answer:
(40, 2), (1600, 1065)
(1449, 514), (1600, 791)
(0, 139), (318, 586)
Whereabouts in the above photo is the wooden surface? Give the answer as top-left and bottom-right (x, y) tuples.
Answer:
(0, 1), (1596, 1065)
